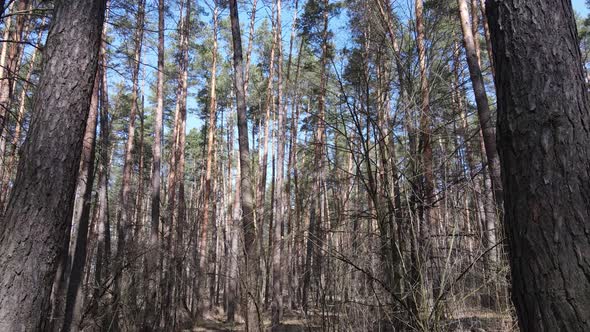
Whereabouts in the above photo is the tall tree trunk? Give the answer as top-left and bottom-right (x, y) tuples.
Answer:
(134, 95), (146, 237)
(227, 101), (241, 323)
(163, 3), (186, 322)
(265, 152), (276, 308)
(303, 0), (329, 313)
(486, 1), (590, 330)
(458, 1), (500, 304)
(271, 0), (286, 325)
(284, 0), (299, 310)
(228, 0), (262, 329)
(452, 40), (481, 258)
(145, 0), (165, 327)
(163, 41), (183, 328)
(61, 70), (101, 332)
(174, 0), (189, 321)
(229, 209), (242, 319)
(415, 0), (434, 233)
(114, 0), (146, 319)
(162, 2), (189, 328)
(199, 3), (219, 317)
(257, 21), (277, 263)
(457, 0), (503, 210)
(0, 0), (106, 329)
(415, 0), (434, 324)
(92, 48), (113, 328)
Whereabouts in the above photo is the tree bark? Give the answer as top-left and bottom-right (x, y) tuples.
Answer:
(199, 3), (219, 316)
(227, 98), (241, 323)
(414, 0), (434, 323)
(61, 70), (101, 332)
(256, 21), (277, 263)
(415, 0), (435, 231)
(228, 0), (262, 329)
(487, 0), (590, 330)
(0, 0), (106, 329)
(146, 0), (165, 326)
(92, 49), (113, 328)
(174, 0), (189, 319)
(271, 0), (285, 325)
(163, 7), (186, 320)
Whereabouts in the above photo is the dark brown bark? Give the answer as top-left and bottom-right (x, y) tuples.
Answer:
(61, 70), (101, 332)
(0, 0), (106, 329)
(228, 0), (262, 329)
(487, 0), (590, 330)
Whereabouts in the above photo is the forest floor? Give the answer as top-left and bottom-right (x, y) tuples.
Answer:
(187, 309), (514, 331)
(188, 310), (323, 331)
(447, 309), (516, 331)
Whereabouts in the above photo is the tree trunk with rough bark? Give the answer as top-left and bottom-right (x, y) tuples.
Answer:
(0, 0), (106, 329)
(61, 70), (100, 332)
(487, 0), (590, 330)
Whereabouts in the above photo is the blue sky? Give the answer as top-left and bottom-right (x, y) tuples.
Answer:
(178, 0), (590, 132)
(573, 0), (589, 16)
